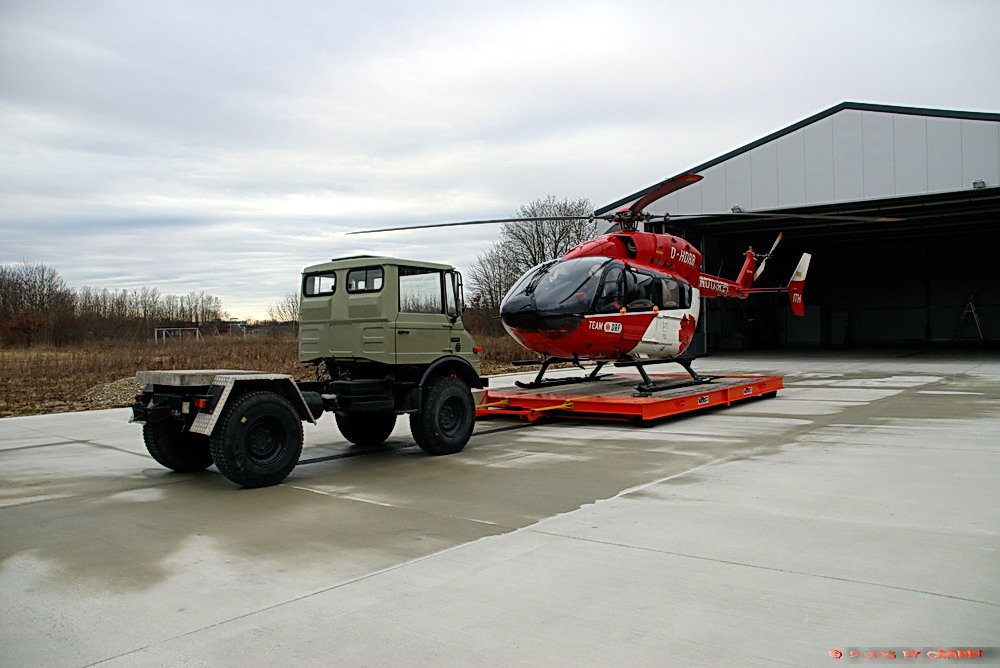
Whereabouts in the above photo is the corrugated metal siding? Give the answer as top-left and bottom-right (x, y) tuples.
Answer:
(643, 108), (1000, 216)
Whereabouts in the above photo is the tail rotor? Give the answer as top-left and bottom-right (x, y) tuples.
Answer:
(753, 232), (783, 280)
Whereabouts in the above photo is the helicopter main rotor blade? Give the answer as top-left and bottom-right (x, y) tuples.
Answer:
(348, 216), (598, 235)
(670, 211), (904, 223)
(623, 173), (703, 215)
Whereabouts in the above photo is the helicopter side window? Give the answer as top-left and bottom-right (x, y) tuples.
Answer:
(660, 277), (691, 309)
(594, 264), (623, 313)
(624, 270), (657, 311)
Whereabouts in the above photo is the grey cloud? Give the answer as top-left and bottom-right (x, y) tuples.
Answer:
(2, 0), (999, 318)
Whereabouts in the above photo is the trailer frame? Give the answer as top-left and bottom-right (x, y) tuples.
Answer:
(475, 373), (783, 423)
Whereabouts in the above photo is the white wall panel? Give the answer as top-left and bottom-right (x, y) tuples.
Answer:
(863, 112), (895, 197)
(750, 143), (779, 209)
(632, 107), (998, 221)
(927, 117), (963, 191)
(725, 152), (753, 212)
(833, 110), (864, 201)
(700, 163), (728, 213)
(962, 119), (1000, 187)
(775, 131), (806, 206)
(893, 114), (928, 195)
(677, 178), (703, 212)
(649, 191), (679, 216)
(804, 117), (835, 204)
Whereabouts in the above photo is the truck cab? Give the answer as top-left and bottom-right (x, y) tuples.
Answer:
(299, 256), (479, 373)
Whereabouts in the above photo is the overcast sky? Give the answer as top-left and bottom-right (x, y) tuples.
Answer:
(2, 0), (999, 319)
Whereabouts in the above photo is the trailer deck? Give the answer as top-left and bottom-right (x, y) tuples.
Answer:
(475, 373), (783, 423)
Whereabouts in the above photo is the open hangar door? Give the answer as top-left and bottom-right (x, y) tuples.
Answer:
(675, 187), (1000, 349)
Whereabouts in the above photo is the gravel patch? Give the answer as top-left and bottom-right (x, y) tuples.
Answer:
(81, 376), (145, 410)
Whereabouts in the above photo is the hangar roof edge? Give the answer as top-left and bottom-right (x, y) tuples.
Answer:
(596, 102), (1000, 215)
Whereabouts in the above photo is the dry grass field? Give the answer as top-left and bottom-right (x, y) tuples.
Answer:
(0, 334), (528, 418)
(0, 337), (308, 418)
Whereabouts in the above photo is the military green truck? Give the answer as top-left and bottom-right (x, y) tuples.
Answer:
(131, 256), (487, 488)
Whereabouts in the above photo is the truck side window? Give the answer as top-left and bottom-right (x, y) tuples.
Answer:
(303, 273), (336, 297)
(399, 267), (444, 313)
(347, 267), (383, 293)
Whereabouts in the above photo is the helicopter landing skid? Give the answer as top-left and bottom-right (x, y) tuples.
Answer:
(614, 357), (721, 396)
(513, 358), (612, 389)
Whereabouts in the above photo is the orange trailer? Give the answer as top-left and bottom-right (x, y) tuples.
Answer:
(475, 374), (783, 424)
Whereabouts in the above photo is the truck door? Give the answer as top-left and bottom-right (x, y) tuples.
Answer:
(395, 267), (454, 364)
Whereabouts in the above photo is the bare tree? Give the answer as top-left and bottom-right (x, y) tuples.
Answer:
(267, 293), (299, 323)
(466, 244), (522, 311)
(0, 262), (75, 345)
(1, 260), (231, 345)
(468, 196), (595, 309)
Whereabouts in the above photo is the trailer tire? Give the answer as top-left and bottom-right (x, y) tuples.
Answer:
(210, 391), (303, 488)
(336, 412), (397, 446)
(409, 376), (474, 456)
(142, 421), (213, 473)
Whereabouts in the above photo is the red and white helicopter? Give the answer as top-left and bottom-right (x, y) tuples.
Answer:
(353, 173), (892, 392)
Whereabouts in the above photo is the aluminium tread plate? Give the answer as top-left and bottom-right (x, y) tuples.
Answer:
(136, 369), (270, 386)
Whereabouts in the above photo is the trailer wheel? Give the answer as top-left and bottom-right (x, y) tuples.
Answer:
(142, 421), (213, 473)
(210, 391), (303, 488)
(336, 412), (397, 446)
(409, 376), (474, 455)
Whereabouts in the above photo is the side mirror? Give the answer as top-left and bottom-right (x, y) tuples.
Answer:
(446, 271), (462, 323)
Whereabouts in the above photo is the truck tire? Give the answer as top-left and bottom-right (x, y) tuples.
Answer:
(142, 421), (213, 473)
(210, 391), (303, 488)
(336, 412), (397, 446)
(409, 375), (474, 456)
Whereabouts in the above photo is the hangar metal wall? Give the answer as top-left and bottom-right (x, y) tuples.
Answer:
(646, 106), (1000, 215)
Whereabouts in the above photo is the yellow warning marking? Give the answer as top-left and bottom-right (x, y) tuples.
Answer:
(532, 401), (575, 412)
(476, 399), (510, 409)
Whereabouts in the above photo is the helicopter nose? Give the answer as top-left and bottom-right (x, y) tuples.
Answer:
(500, 297), (583, 337)
(499, 294), (538, 332)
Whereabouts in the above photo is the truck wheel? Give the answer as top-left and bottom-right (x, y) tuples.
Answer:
(336, 412), (397, 446)
(142, 421), (213, 472)
(210, 391), (303, 488)
(409, 376), (474, 456)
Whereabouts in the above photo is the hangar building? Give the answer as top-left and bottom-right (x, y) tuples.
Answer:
(599, 102), (1000, 349)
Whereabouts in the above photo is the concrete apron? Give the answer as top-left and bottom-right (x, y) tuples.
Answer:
(1, 350), (998, 666)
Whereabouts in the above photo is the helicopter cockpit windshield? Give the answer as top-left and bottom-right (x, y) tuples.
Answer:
(507, 257), (611, 313)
